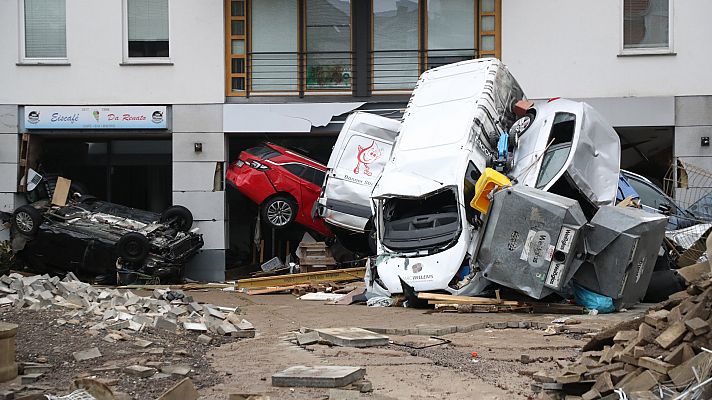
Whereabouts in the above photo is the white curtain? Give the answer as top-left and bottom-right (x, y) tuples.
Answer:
(128, 0), (168, 41)
(24, 0), (66, 58)
(252, 0), (299, 91)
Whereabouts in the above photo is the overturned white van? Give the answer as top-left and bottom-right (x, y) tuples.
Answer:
(366, 58), (526, 296)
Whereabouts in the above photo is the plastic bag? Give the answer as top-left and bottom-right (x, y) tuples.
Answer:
(573, 284), (615, 314)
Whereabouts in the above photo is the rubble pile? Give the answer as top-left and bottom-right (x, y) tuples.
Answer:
(0, 272), (255, 340)
(543, 277), (712, 399)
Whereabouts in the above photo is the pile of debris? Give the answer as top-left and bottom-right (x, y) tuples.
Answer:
(0, 272), (255, 341)
(540, 276), (712, 399)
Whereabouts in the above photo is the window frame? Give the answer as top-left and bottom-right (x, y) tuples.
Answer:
(620, 0), (674, 56)
(121, 0), (173, 65)
(17, 0), (69, 65)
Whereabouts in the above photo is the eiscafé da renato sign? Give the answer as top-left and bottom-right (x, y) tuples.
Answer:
(24, 106), (167, 129)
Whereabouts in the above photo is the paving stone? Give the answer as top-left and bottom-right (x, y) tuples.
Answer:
(328, 388), (360, 400)
(204, 307), (226, 320)
(157, 377), (199, 400)
(218, 322), (238, 336)
(315, 328), (389, 348)
(272, 366), (366, 388)
(236, 319), (254, 330)
(124, 365), (157, 378)
(155, 318), (178, 332)
(684, 317), (710, 335)
(197, 334), (213, 345)
(669, 351), (712, 387)
(637, 357), (674, 374)
(621, 371), (658, 393)
(230, 330), (256, 338)
(184, 322), (208, 332)
(297, 331), (320, 346)
(134, 339), (153, 348)
(655, 321), (686, 349)
(73, 347), (102, 362)
(20, 373), (43, 384)
(0, 389), (15, 400)
(161, 364), (192, 377)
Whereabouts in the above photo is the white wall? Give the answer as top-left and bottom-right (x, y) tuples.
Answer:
(0, 0), (224, 105)
(502, 0), (712, 99)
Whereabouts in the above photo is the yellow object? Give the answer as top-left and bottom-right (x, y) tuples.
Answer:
(470, 168), (511, 214)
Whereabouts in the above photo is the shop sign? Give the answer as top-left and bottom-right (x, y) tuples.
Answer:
(24, 106), (167, 129)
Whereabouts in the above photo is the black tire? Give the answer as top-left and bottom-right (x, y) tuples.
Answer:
(117, 232), (150, 263)
(160, 205), (194, 232)
(261, 195), (297, 229)
(12, 205), (42, 237)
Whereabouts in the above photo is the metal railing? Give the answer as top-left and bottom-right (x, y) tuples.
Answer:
(246, 48), (477, 96)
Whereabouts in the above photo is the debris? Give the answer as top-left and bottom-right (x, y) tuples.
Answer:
(272, 366), (366, 388)
(73, 347), (102, 362)
(260, 257), (284, 272)
(20, 372), (43, 384)
(315, 327), (389, 348)
(236, 267), (365, 290)
(156, 378), (199, 400)
(296, 331), (320, 346)
(161, 364), (192, 377)
(197, 334), (212, 345)
(123, 365), (156, 378)
(299, 292), (345, 302)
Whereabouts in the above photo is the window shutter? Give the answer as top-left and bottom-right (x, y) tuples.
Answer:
(128, 0), (168, 41)
(24, 0), (66, 58)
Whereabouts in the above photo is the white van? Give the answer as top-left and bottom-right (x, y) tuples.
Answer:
(316, 112), (400, 253)
(367, 58), (526, 296)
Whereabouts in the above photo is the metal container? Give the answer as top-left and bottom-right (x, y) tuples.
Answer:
(573, 205), (667, 310)
(476, 185), (588, 299)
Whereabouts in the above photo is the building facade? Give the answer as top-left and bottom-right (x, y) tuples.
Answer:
(0, 0), (226, 280)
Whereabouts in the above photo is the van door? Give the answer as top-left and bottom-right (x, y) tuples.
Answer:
(318, 112), (400, 232)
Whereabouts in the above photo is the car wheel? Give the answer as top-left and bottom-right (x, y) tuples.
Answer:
(12, 205), (42, 237)
(510, 112), (534, 139)
(160, 205), (194, 232)
(262, 196), (297, 229)
(117, 232), (150, 263)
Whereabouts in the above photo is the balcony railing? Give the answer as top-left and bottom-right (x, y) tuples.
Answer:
(244, 48), (477, 96)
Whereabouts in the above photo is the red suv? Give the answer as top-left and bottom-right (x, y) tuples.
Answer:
(226, 143), (333, 237)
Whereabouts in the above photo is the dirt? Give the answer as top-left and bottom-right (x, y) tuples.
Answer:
(1, 288), (649, 400)
(0, 308), (236, 399)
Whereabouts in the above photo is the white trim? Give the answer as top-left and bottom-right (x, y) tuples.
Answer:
(619, 0), (674, 56)
(121, 0), (173, 64)
(17, 0), (69, 64)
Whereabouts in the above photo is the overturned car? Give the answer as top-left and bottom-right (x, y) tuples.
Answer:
(10, 197), (203, 284)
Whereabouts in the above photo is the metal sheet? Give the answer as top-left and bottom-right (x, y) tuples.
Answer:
(223, 103), (365, 133)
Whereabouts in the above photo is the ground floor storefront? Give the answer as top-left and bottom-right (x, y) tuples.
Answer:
(2, 96), (712, 281)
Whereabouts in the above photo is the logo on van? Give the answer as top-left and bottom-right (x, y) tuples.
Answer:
(353, 140), (382, 176)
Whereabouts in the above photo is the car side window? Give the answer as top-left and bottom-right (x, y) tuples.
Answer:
(626, 177), (673, 211)
(283, 163), (307, 178)
(301, 166), (326, 186)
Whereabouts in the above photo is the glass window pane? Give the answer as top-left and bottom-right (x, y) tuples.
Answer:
(128, 0), (169, 57)
(480, 0), (495, 13)
(25, 0), (66, 58)
(427, 0), (475, 67)
(624, 0), (669, 48)
(231, 39), (245, 54)
(232, 77), (245, 91)
(231, 58), (245, 73)
(306, 0), (351, 89)
(373, 0), (418, 90)
(536, 144), (572, 188)
(232, 20), (245, 36)
(481, 35), (495, 51)
(231, 1), (245, 17)
(252, 0), (298, 91)
(481, 15), (495, 32)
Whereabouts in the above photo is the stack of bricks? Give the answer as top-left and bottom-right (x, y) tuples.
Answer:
(546, 277), (712, 399)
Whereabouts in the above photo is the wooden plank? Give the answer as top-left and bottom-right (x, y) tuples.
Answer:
(246, 285), (301, 295)
(426, 299), (521, 306)
(51, 177), (71, 206)
(417, 292), (506, 305)
(236, 267), (365, 289)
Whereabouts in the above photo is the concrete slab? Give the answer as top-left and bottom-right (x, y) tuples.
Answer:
(315, 328), (389, 348)
(272, 366), (366, 388)
(73, 347), (101, 362)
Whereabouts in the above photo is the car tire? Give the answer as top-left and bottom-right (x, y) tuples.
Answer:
(160, 205), (194, 232)
(510, 112), (535, 139)
(262, 195), (297, 229)
(117, 232), (150, 263)
(12, 205), (42, 237)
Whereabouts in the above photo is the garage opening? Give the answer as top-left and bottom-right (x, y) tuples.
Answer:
(225, 134), (339, 275)
(616, 126), (674, 189)
(30, 137), (172, 213)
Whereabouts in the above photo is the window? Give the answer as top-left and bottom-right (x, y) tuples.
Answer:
(427, 0), (475, 69)
(251, 0), (298, 92)
(302, 167), (326, 186)
(21, 0), (67, 60)
(373, 0), (419, 90)
(536, 143), (571, 189)
(124, 0), (169, 60)
(227, 0), (247, 93)
(478, 0), (500, 59)
(623, 0), (672, 53)
(283, 163), (308, 178)
(306, 0), (352, 90)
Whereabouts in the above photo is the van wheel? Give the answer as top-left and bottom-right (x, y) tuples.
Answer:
(262, 196), (297, 229)
(12, 205), (42, 237)
(117, 232), (150, 263)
